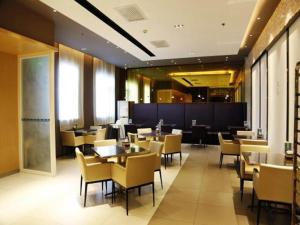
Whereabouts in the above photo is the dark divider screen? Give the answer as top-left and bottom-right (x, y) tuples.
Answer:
(157, 103), (185, 129)
(132, 103), (158, 128)
(213, 103), (246, 130)
(184, 103), (214, 130)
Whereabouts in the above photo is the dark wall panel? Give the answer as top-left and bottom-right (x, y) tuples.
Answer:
(184, 103), (214, 129)
(157, 104), (185, 129)
(214, 103), (246, 129)
(83, 54), (94, 128)
(133, 103), (158, 128)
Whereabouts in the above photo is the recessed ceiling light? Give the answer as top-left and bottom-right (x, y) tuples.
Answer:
(106, 40), (110, 44)
(257, 17), (261, 20)
(53, 9), (57, 12)
(174, 62), (177, 64)
(115, 46), (119, 49)
(245, 45), (248, 48)
(174, 24), (184, 28)
(81, 47), (87, 51)
(249, 34), (253, 37)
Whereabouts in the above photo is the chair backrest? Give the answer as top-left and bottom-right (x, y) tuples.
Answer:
(90, 125), (102, 130)
(128, 132), (138, 144)
(95, 128), (106, 140)
(163, 134), (182, 153)
(75, 148), (87, 179)
(237, 130), (256, 137)
(172, 129), (182, 135)
(218, 132), (224, 146)
(94, 139), (117, 147)
(61, 131), (75, 146)
(240, 144), (270, 153)
(257, 164), (293, 204)
(240, 139), (267, 145)
(125, 153), (156, 188)
(149, 141), (163, 157)
(137, 128), (152, 134)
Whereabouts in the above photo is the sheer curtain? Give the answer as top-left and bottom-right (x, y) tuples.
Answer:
(126, 73), (139, 103)
(94, 58), (115, 125)
(58, 44), (84, 130)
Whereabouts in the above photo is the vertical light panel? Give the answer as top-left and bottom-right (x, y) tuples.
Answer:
(251, 62), (260, 131)
(289, 17), (300, 143)
(260, 54), (268, 138)
(268, 34), (287, 154)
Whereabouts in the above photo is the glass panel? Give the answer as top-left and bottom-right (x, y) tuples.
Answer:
(22, 56), (51, 172)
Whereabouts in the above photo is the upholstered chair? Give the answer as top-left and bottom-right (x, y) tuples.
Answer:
(218, 132), (240, 168)
(127, 132), (138, 144)
(162, 134), (182, 169)
(149, 141), (164, 189)
(84, 128), (107, 145)
(61, 131), (85, 154)
(75, 148), (112, 207)
(252, 164), (293, 225)
(172, 129), (183, 135)
(137, 128), (152, 140)
(111, 153), (156, 215)
(94, 139), (116, 147)
(239, 144), (270, 200)
(94, 139), (118, 163)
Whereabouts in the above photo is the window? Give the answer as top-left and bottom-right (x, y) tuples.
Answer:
(94, 58), (115, 125)
(58, 45), (84, 130)
(143, 77), (151, 103)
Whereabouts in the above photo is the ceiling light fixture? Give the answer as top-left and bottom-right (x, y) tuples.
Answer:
(106, 40), (110, 44)
(81, 47), (87, 51)
(257, 17), (261, 20)
(249, 34), (253, 37)
(53, 9), (57, 12)
(174, 24), (184, 28)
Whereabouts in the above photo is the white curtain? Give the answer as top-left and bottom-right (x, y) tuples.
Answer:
(126, 73), (139, 103)
(94, 58), (115, 125)
(251, 62), (260, 132)
(58, 44), (84, 130)
(143, 77), (151, 103)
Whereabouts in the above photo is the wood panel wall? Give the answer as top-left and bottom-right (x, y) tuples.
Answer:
(0, 51), (19, 176)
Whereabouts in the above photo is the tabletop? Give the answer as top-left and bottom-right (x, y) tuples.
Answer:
(140, 131), (170, 137)
(242, 152), (293, 167)
(93, 144), (149, 159)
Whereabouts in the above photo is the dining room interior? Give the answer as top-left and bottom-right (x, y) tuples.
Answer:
(0, 0), (300, 225)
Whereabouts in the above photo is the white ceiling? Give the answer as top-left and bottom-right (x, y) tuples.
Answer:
(39, 0), (257, 61)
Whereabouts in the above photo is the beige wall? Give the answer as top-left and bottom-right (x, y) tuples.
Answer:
(0, 51), (19, 176)
(244, 0), (300, 123)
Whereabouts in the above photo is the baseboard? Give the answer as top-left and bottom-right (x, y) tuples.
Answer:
(0, 169), (20, 178)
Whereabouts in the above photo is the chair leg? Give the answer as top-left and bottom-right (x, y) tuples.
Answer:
(80, 175), (82, 196)
(257, 200), (261, 225)
(164, 154), (167, 169)
(126, 189), (129, 215)
(138, 186), (141, 196)
(84, 182), (88, 207)
(152, 182), (155, 206)
(251, 188), (255, 211)
(219, 153), (223, 168)
(180, 152), (182, 166)
(112, 181), (115, 204)
(171, 154), (173, 163)
(159, 170), (163, 189)
(240, 178), (244, 201)
(105, 181), (107, 194)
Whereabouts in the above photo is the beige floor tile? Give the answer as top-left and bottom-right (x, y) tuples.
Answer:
(148, 217), (193, 225)
(198, 191), (235, 207)
(153, 200), (198, 223)
(194, 203), (238, 225)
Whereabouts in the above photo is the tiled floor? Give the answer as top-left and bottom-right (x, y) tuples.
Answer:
(149, 145), (290, 225)
(0, 145), (290, 225)
(0, 148), (188, 225)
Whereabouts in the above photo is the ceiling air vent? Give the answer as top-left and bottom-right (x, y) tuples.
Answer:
(150, 40), (169, 48)
(115, 4), (146, 22)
